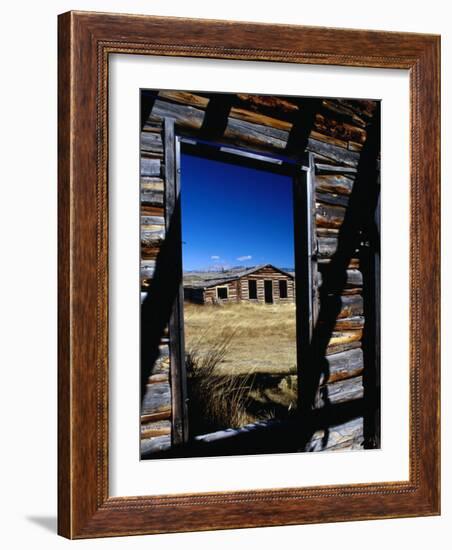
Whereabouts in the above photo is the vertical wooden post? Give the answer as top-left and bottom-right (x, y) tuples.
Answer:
(362, 183), (381, 448)
(293, 153), (317, 413)
(164, 119), (189, 446)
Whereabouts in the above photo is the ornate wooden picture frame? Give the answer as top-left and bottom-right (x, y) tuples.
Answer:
(58, 11), (440, 538)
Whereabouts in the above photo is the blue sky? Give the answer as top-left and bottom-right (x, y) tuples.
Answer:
(180, 153), (295, 272)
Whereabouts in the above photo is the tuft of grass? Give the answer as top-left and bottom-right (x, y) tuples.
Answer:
(186, 328), (262, 435)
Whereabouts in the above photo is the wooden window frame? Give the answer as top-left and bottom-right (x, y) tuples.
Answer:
(216, 286), (229, 300)
(279, 279), (288, 299)
(248, 279), (258, 300)
(58, 11), (440, 538)
(169, 133), (313, 445)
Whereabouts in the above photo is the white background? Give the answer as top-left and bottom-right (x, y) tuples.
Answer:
(0, 0), (449, 548)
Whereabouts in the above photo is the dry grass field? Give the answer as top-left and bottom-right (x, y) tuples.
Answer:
(183, 301), (298, 434)
(184, 301), (297, 375)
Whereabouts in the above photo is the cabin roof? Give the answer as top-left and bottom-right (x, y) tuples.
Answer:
(183, 264), (294, 290)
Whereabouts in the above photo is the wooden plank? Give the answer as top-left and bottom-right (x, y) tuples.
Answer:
(236, 93), (299, 120)
(318, 236), (338, 258)
(322, 99), (366, 128)
(314, 112), (367, 144)
(337, 295), (364, 318)
(158, 90), (209, 109)
(310, 130), (348, 149)
(141, 420), (171, 439)
(140, 261), (157, 287)
(315, 162), (358, 174)
(307, 137), (360, 167)
(140, 410), (171, 423)
(141, 189), (164, 206)
(141, 215), (165, 226)
(361, 157), (381, 448)
(323, 348), (364, 384)
(293, 153), (318, 414)
(317, 268), (363, 288)
(152, 99), (205, 130)
(349, 141), (364, 151)
(308, 417), (363, 452)
(140, 130), (163, 153)
(328, 330), (362, 347)
(141, 205), (164, 217)
(317, 375), (364, 407)
(230, 106), (292, 131)
(141, 435), (171, 457)
(148, 373), (169, 385)
(325, 340), (362, 356)
(141, 230), (165, 246)
(337, 98), (377, 119)
(141, 382), (171, 415)
(316, 227), (340, 236)
(315, 174), (354, 196)
(165, 123), (189, 447)
(332, 316), (365, 330)
(140, 157), (162, 177)
(316, 191), (350, 208)
(224, 117), (288, 151)
(316, 203), (346, 229)
(140, 176), (164, 190)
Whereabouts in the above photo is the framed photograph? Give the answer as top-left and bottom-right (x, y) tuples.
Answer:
(58, 11), (440, 538)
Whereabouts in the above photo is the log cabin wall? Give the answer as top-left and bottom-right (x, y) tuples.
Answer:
(241, 266), (295, 304)
(140, 90), (379, 456)
(189, 266), (295, 305)
(203, 280), (239, 304)
(140, 118), (173, 456)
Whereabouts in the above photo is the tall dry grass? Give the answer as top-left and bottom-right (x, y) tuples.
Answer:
(186, 329), (262, 434)
(184, 301), (297, 375)
(184, 302), (297, 435)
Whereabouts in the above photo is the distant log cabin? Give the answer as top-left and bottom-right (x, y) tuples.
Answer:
(184, 264), (295, 305)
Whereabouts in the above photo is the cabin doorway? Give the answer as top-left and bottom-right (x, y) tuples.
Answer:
(264, 280), (273, 303)
(176, 138), (311, 449)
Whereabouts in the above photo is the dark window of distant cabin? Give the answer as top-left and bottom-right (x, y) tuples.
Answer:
(248, 280), (257, 299)
(279, 280), (288, 299)
(217, 287), (228, 300)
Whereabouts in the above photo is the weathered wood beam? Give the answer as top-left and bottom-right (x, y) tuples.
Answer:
(307, 416), (363, 451)
(158, 90), (209, 109)
(230, 106), (292, 131)
(317, 268), (363, 288)
(141, 382), (171, 415)
(308, 137), (360, 167)
(141, 420), (171, 439)
(235, 93), (299, 120)
(325, 340), (362, 356)
(321, 348), (363, 384)
(315, 162), (358, 174)
(315, 174), (354, 196)
(314, 113), (367, 144)
(316, 202), (346, 229)
(140, 157), (163, 178)
(316, 191), (350, 208)
(141, 435), (171, 456)
(317, 375), (364, 407)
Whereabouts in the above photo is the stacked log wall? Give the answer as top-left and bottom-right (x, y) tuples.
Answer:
(140, 118), (172, 457)
(140, 90), (378, 454)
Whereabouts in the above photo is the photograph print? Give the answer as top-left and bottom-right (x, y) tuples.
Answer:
(139, 90), (380, 459)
